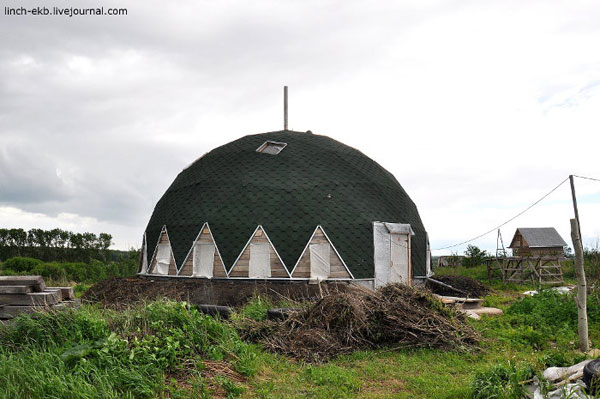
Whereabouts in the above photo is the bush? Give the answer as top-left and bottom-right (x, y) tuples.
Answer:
(2, 257), (42, 273)
(30, 262), (68, 281)
(463, 245), (489, 268)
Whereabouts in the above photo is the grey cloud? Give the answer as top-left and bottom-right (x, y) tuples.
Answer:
(2, 0), (599, 251)
(0, 143), (70, 204)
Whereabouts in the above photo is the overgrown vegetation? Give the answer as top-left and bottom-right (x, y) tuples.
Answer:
(470, 362), (534, 399)
(2, 253), (600, 398)
(480, 289), (600, 351)
(0, 301), (260, 399)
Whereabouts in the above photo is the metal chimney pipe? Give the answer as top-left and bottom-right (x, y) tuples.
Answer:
(284, 86), (288, 130)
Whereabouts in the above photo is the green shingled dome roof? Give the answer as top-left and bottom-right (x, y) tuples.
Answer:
(144, 130), (428, 278)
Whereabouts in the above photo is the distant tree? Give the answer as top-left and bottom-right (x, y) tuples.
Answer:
(463, 244), (489, 268)
(447, 252), (462, 267)
(8, 229), (27, 254)
(0, 228), (114, 262)
(565, 246), (573, 258)
(0, 229), (9, 247)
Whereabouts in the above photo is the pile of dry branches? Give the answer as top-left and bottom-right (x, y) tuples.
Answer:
(239, 284), (479, 362)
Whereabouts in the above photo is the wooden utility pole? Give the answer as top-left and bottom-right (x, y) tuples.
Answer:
(570, 218), (589, 352)
(284, 86), (288, 130)
(569, 175), (582, 238)
(569, 176), (588, 352)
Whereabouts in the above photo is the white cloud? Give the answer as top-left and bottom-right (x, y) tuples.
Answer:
(1, 0), (599, 252)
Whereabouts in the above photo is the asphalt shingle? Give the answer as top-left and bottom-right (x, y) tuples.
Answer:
(144, 130), (428, 278)
(512, 227), (568, 248)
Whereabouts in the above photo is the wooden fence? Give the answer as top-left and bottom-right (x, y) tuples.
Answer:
(486, 256), (564, 286)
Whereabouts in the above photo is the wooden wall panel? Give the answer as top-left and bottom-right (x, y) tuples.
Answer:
(179, 257), (193, 276)
(149, 231), (177, 276)
(292, 227), (351, 279)
(179, 225), (228, 277)
(229, 227), (289, 278)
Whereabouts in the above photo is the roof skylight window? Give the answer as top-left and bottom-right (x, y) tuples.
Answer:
(256, 141), (287, 155)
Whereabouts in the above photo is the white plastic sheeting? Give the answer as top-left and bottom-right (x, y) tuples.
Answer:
(249, 242), (271, 278)
(374, 222), (411, 288)
(426, 234), (432, 277)
(524, 286), (574, 296)
(374, 222), (391, 288)
(154, 243), (171, 275)
(533, 381), (588, 399)
(140, 236), (148, 274)
(310, 243), (330, 280)
(527, 360), (594, 399)
(193, 243), (215, 278)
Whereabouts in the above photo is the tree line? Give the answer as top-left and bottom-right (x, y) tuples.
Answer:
(0, 228), (113, 262)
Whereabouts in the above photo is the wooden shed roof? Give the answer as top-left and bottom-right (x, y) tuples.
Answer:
(508, 227), (568, 248)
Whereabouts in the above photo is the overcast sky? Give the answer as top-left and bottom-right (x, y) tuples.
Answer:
(1, 0), (600, 255)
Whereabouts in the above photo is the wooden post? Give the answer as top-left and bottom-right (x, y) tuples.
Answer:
(570, 218), (589, 352)
(284, 86), (288, 131)
(537, 256), (542, 290)
(569, 175), (582, 239)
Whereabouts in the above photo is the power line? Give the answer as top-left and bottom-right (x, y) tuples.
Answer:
(433, 176), (569, 251)
(574, 174), (600, 183)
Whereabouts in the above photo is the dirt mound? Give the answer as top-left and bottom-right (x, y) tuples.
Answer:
(238, 284), (479, 362)
(425, 275), (489, 298)
(83, 276), (353, 308)
(83, 277), (185, 307)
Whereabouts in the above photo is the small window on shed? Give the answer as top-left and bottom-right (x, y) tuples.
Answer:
(256, 141), (287, 155)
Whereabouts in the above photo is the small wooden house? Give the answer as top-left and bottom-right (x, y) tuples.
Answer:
(508, 228), (567, 257)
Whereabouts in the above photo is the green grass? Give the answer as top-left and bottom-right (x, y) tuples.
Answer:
(0, 301), (264, 399)
(239, 296), (275, 321)
(2, 264), (599, 398)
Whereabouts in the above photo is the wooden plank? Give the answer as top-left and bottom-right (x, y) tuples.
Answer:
(0, 276), (46, 292)
(47, 287), (75, 300)
(159, 232), (169, 243)
(0, 285), (33, 294)
(0, 290), (61, 306)
(330, 272), (352, 278)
